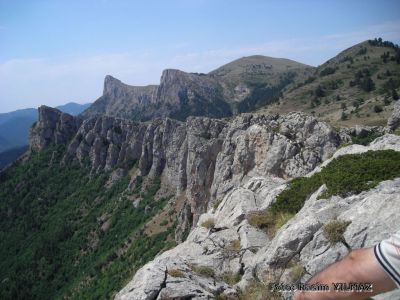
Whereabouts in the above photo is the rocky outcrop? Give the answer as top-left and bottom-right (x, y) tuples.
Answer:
(30, 107), (343, 227)
(29, 105), (79, 151)
(387, 100), (400, 131)
(116, 135), (400, 300)
(210, 113), (341, 203)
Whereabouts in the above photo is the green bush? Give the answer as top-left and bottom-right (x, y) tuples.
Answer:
(323, 220), (351, 245)
(222, 271), (242, 285)
(201, 218), (215, 229)
(351, 131), (383, 146)
(249, 150), (400, 233)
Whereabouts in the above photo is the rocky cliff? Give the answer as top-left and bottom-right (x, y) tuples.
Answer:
(115, 134), (400, 300)
(81, 56), (311, 121)
(30, 105), (344, 229)
(29, 105), (79, 151)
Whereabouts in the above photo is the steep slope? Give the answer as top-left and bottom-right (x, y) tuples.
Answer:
(262, 39), (400, 127)
(0, 145), (176, 299)
(81, 56), (311, 121)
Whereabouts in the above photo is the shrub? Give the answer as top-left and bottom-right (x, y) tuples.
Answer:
(168, 268), (185, 278)
(315, 85), (326, 97)
(113, 126), (123, 134)
(247, 210), (276, 230)
(360, 77), (375, 92)
(238, 280), (281, 300)
(191, 265), (215, 277)
(393, 89), (399, 100)
(374, 105), (383, 113)
(222, 271), (242, 285)
(247, 210), (294, 237)
(320, 67), (336, 76)
(213, 199), (223, 211)
(274, 212), (295, 230)
(160, 219), (168, 226)
(290, 264), (306, 283)
(323, 220), (351, 245)
(201, 218), (215, 229)
(225, 239), (241, 252)
(351, 130), (383, 146)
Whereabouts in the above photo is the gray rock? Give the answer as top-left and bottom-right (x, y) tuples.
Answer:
(29, 106), (78, 150)
(387, 100), (400, 131)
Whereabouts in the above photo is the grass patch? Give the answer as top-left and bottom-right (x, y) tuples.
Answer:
(212, 198), (223, 211)
(239, 280), (281, 300)
(191, 265), (215, 277)
(222, 271), (242, 285)
(201, 218), (215, 229)
(274, 212), (295, 229)
(225, 239), (241, 252)
(160, 219), (168, 226)
(247, 211), (294, 237)
(168, 268), (185, 278)
(323, 220), (351, 245)
(248, 150), (400, 234)
(290, 264), (306, 283)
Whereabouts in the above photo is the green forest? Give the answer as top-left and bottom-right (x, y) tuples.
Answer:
(0, 146), (175, 299)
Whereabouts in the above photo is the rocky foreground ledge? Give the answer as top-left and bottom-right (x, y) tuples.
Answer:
(115, 134), (400, 300)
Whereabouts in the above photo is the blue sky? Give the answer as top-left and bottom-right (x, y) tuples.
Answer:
(0, 0), (399, 113)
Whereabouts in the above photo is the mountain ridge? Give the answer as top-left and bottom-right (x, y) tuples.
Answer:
(81, 56), (311, 121)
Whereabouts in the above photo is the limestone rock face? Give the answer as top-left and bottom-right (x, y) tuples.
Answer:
(31, 109), (343, 227)
(116, 136), (400, 300)
(387, 100), (400, 131)
(115, 176), (282, 300)
(210, 112), (341, 202)
(82, 70), (232, 121)
(29, 105), (78, 151)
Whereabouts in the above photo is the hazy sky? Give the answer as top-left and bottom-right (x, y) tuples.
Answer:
(1, 0), (399, 113)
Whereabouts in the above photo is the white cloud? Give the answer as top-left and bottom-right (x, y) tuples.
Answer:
(1, 21), (399, 112)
